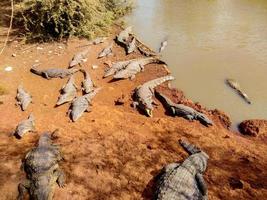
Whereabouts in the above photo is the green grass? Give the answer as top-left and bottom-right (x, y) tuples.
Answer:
(14, 0), (132, 42)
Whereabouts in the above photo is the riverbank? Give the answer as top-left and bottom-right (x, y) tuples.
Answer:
(0, 28), (267, 199)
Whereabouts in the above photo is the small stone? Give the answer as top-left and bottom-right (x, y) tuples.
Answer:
(12, 53), (16, 57)
(4, 66), (13, 71)
(48, 50), (53, 54)
(229, 177), (243, 190)
(92, 65), (98, 69)
(35, 60), (39, 63)
(58, 46), (63, 49)
(36, 47), (43, 50)
(115, 94), (126, 105)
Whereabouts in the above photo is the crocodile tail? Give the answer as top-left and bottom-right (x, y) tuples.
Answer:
(148, 75), (174, 89)
(179, 138), (201, 155)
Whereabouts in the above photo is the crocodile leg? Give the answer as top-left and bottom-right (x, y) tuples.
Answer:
(17, 180), (30, 200)
(195, 173), (208, 196)
(44, 72), (50, 79)
(55, 168), (65, 188)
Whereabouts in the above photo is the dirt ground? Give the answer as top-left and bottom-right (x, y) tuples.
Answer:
(0, 29), (267, 200)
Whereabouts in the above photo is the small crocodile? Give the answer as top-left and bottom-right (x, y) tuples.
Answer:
(126, 37), (136, 54)
(103, 59), (137, 78)
(69, 48), (90, 68)
(30, 66), (80, 79)
(154, 139), (209, 200)
(155, 91), (213, 126)
(69, 88), (101, 122)
(116, 26), (132, 44)
(16, 85), (32, 111)
(56, 76), (77, 106)
(98, 44), (113, 58)
(77, 37), (107, 48)
(17, 131), (65, 200)
(113, 57), (161, 80)
(13, 114), (35, 139)
(133, 75), (174, 117)
(226, 79), (251, 104)
(81, 69), (95, 94)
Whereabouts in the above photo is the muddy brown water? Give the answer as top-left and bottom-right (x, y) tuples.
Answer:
(125, 0), (267, 128)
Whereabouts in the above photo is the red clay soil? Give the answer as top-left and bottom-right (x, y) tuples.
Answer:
(0, 31), (267, 200)
(239, 119), (267, 137)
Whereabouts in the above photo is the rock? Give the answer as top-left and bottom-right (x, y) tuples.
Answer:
(229, 177), (243, 190)
(12, 53), (16, 57)
(211, 109), (232, 129)
(115, 94), (126, 105)
(239, 119), (267, 137)
(4, 66), (13, 72)
(92, 65), (98, 69)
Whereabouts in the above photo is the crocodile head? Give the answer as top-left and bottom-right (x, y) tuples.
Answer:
(197, 113), (213, 126)
(141, 101), (153, 117)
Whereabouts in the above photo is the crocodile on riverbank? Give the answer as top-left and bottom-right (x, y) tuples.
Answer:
(56, 76), (77, 106)
(30, 66), (80, 79)
(126, 37), (136, 54)
(17, 131), (65, 200)
(155, 91), (213, 126)
(226, 79), (251, 104)
(81, 69), (95, 94)
(116, 26), (132, 44)
(113, 57), (162, 80)
(69, 87), (101, 122)
(103, 59), (137, 78)
(16, 85), (32, 111)
(98, 44), (113, 58)
(133, 75), (174, 117)
(13, 114), (35, 139)
(69, 48), (90, 68)
(154, 139), (209, 200)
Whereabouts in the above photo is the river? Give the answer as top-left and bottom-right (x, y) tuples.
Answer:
(125, 0), (267, 127)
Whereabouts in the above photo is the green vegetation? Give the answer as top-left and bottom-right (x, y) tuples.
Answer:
(14, 0), (132, 42)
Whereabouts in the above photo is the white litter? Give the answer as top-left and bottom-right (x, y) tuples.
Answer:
(4, 66), (13, 71)
(92, 65), (98, 69)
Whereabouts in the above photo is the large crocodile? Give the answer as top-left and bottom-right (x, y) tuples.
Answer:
(81, 69), (95, 94)
(69, 48), (90, 68)
(16, 85), (32, 111)
(13, 114), (35, 139)
(69, 87), (101, 122)
(56, 76), (77, 106)
(30, 66), (80, 79)
(226, 79), (251, 104)
(17, 131), (65, 200)
(154, 139), (209, 200)
(98, 44), (113, 58)
(113, 57), (162, 80)
(116, 26), (132, 44)
(155, 91), (213, 126)
(133, 75), (174, 117)
(103, 59), (137, 78)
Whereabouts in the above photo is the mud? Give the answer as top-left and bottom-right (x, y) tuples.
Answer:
(0, 29), (267, 199)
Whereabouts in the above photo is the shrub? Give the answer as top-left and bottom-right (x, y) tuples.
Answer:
(14, 0), (132, 42)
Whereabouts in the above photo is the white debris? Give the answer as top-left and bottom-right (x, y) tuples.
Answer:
(92, 65), (98, 69)
(4, 66), (13, 71)
(48, 50), (53, 54)
(36, 47), (43, 50)
(35, 60), (39, 63)
(58, 46), (63, 49)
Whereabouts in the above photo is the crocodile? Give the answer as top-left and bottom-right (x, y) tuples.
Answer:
(77, 37), (107, 48)
(226, 79), (251, 104)
(98, 44), (113, 58)
(116, 26), (132, 44)
(30, 66), (80, 79)
(69, 48), (90, 68)
(126, 37), (136, 54)
(103, 59), (138, 78)
(56, 76), (77, 106)
(159, 39), (168, 53)
(69, 87), (101, 122)
(13, 114), (35, 139)
(155, 91), (213, 126)
(17, 131), (65, 200)
(133, 75), (174, 117)
(113, 57), (161, 80)
(154, 139), (209, 200)
(81, 69), (95, 94)
(16, 85), (32, 111)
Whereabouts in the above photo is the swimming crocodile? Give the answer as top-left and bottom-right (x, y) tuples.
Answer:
(155, 91), (213, 126)
(98, 44), (113, 58)
(116, 26), (132, 44)
(69, 48), (90, 68)
(81, 69), (95, 94)
(69, 87), (101, 122)
(113, 57), (161, 80)
(133, 75), (174, 117)
(17, 131), (65, 200)
(30, 66), (80, 79)
(16, 85), (32, 111)
(126, 37), (136, 54)
(13, 114), (35, 139)
(103, 59), (137, 78)
(56, 76), (77, 106)
(226, 79), (251, 104)
(154, 139), (209, 200)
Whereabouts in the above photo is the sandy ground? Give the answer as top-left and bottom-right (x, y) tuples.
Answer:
(0, 30), (267, 200)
